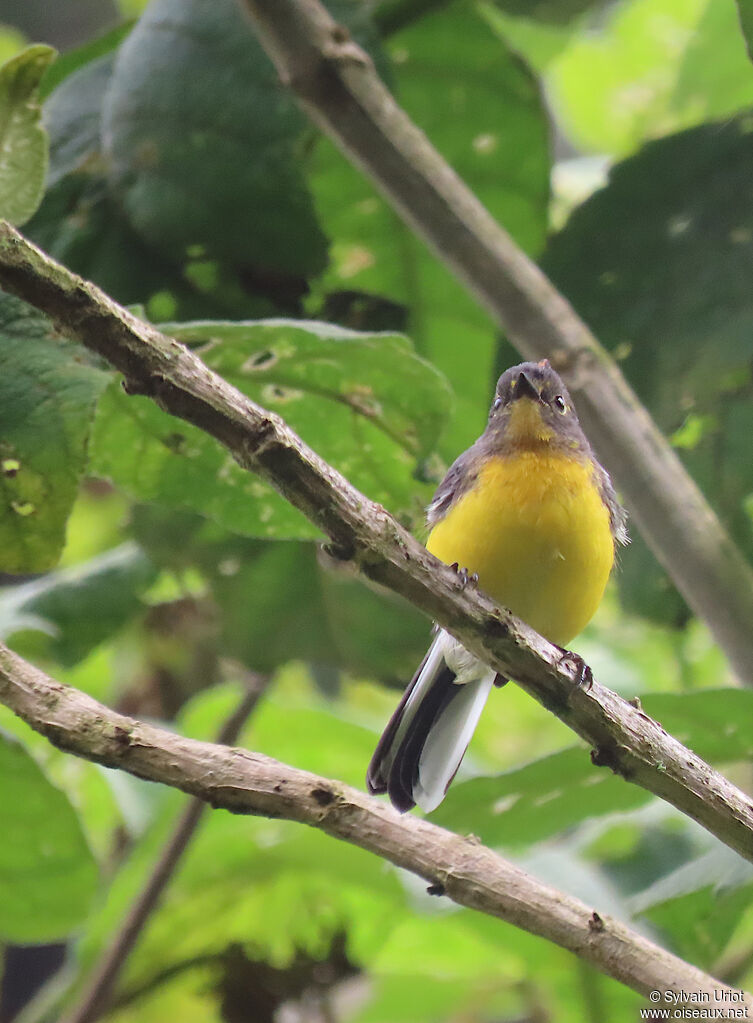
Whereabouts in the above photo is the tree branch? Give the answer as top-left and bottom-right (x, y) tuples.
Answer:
(0, 222), (751, 864)
(59, 674), (269, 1023)
(235, 0), (753, 685)
(0, 642), (746, 1004)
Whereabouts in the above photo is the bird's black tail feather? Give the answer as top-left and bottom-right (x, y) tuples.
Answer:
(367, 630), (494, 813)
(367, 661), (458, 812)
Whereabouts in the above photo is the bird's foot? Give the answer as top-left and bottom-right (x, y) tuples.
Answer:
(449, 562), (479, 589)
(556, 647), (593, 691)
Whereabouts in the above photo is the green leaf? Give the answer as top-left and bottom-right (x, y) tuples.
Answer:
(309, 1), (550, 456)
(0, 43), (56, 224)
(29, 50), (268, 320)
(91, 319), (451, 540)
(0, 730), (99, 941)
(476, 4), (582, 73)
(643, 688), (753, 763)
(0, 697), (124, 860)
(432, 689), (753, 846)
(487, 0), (600, 25)
(739, 0), (753, 63)
(250, 691), (392, 789)
(0, 295), (111, 573)
(634, 846), (753, 967)
(355, 975), (483, 1023)
(0, 543), (157, 665)
(543, 115), (753, 623)
(100, 0), (328, 276)
(131, 507), (429, 678)
(75, 685), (406, 993)
(430, 746), (651, 846)
(547, 0), (753, 157)
(28, 2), (384, 322)
(211, 540), (429, 677)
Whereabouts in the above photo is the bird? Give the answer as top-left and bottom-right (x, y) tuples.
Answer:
(367, 359), (628, 814)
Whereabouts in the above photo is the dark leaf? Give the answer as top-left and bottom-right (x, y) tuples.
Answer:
(0, 543), (157, 665)
(544, 117), (753, 622)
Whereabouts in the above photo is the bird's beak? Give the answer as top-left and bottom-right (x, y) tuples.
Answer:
(512, 371), (541, 402)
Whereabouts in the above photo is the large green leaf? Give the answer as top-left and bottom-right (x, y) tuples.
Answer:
(205, 539), (428, 678)
(0, 543), (156, 665)
(634, 845), (753, 967)
(431, 688), (753, 845)
(0, 43), (55, 225)
(29, 48), (249, 322)
(543, 115), (753, 623)
(309, 0), (550, 456)
(644, 688), (753, 762)
(28, 8), (331, 321)
(0, 730), (99, 941)
(430, 746), (651, 846)
(91, 320), (451, 540)
(98, 0), (384, 286)
(0, 295), (111, 573)
(100, 0), (328, 276)
(0, 699), (124, 860)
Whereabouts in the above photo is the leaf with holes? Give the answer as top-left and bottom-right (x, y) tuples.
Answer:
(90, 319), (451, 539)
(0, 295), (111, 573)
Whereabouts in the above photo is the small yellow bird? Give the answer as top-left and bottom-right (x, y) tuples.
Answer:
(367, 360), (628, 813)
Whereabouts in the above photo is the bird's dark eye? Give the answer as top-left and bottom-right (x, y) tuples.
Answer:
(493, 396), (503, 411)
(553, 395), (567, 413)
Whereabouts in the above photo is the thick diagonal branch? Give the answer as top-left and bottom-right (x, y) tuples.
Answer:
(237, 0), (753, 684)
(0, 222), (750, 864)
(0, 642), (746, 1005)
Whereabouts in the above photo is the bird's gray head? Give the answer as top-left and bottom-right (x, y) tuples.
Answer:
(487, 360), (588, 452)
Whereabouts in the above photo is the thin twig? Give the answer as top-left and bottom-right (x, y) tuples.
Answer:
(235, 0), (753, 684)
(0, 224), (749, 861)
(59, 675), (269, 1023)
(0, 644), (746, 1004)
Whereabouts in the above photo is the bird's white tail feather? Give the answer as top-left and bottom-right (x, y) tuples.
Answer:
(367, 629), (494, 812)
(414, 670), (494, 812)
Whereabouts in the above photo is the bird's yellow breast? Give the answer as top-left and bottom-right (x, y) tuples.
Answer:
(426, 451), (614, 647)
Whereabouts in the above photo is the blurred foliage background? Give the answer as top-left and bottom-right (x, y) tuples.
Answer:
(1, 0), (753, 1020)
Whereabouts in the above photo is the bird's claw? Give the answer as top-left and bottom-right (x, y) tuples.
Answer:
(449, 562), (479, 589)
(557, 648), (593, 691)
